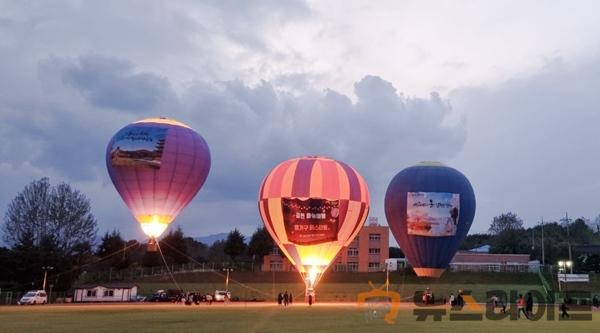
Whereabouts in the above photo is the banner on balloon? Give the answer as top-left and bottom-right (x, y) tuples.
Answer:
(282, 198), (339, 245)
(406, 192), (460, 237)
(110, 127), (167, 169)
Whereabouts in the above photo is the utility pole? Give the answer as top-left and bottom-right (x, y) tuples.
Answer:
(564, 212), (573, 273)
(541, 217), (545, 266)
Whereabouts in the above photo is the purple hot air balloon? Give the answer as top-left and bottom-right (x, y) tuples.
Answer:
(106, 118), (210, 250)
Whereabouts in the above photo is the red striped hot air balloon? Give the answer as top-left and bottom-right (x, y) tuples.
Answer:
(106, 117), (211, 251)
(258, 156), (369, 301)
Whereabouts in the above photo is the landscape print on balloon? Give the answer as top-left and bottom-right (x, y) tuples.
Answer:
(110, 127), (167, 169)
(282, 198), (340, 245)
(406, 192), (460, 237)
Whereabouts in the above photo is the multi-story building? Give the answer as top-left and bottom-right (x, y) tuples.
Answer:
(262, 217), (389, 272)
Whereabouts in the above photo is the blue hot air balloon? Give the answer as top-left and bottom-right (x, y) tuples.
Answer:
(384, 161), (475, 278)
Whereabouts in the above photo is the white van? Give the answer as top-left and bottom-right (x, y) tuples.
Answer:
(214, 290), (231, 302)
(18, 290), (48, 305)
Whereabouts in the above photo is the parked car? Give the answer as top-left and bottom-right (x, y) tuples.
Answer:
(148, 289), (183, 302)
(18, 290), (47, 305)
(214, 290), (231, 302)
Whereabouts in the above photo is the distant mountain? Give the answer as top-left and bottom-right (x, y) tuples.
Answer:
(194, 233), (229, 245)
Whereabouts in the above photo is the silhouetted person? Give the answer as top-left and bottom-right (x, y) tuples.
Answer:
(526, 292), (533, 317)
(308, 294), (313, 306)
(283, 291), (289, 306)
(277, 292), (283, 305)
(450, 207), (459, 225)
(289, 293), (293, 305)
(560, 302), (570, 318)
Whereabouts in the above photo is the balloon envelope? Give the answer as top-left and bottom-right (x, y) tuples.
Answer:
(106, 118), (210, 239)
(258, 156), (369, 289)
(384, 161), (475, 278)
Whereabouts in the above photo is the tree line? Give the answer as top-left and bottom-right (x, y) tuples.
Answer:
(3, 178), (600, 292)
(0, 178), (274, 292)
(461, 212), (600, 272)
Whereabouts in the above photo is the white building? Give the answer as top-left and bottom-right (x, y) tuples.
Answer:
(385, 258), (408, 271)
(73, 283), (138, 303)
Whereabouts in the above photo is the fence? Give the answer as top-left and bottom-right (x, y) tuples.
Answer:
(80, 261), (258, 283)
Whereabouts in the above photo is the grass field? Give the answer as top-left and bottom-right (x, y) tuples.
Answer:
(0, 303), (598, 333)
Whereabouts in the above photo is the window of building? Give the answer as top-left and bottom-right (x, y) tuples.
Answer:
(103, 290), (114, 297)
(368, 262), (381, 271)
(270, 262), (283, 271)
(86, 290), (97, 297)
(347, 262), (359, 272)
(369, 233), (381, 241)
(271, 247), (280, 255)
(347, 247), (359, 257)
(368, 248), (380, 255)
(334, 264), (346, 272)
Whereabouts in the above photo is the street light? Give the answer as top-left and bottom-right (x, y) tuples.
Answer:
(41, 266), (54, 291)
(223, 268), (233, 292)
(557, 260), (572, 293)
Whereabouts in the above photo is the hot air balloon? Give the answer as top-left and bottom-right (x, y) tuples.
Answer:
(384, 161), (475, 278)
(258, 156), (370, 301)
(106, 117), (210, 251)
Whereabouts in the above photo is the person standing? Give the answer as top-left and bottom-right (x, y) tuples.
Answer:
(277, 292), (283, 305)
(283, 291), (289, 307)
(517, 294), (528, 319)
(526, 292), (533, 318)
(449, 293), (456, 309)
(308, 294), (313, 306)
(560, 301), (570, 319)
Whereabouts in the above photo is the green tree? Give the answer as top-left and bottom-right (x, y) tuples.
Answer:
(96, 230), (131, 269)
(224, 229), (247, 262)
(247, 227), (274, 263)
(489, 212), (524, 235)
(489, 212), (528, 254)
(460, 233), (492, 250)
(160, 226), (189, 264)
(2, 178), (97, 290)
(208, 240), (228, 262)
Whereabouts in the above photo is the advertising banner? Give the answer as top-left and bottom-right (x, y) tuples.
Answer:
(406, 192), (460, 237)
(282, 198), (339, 245)
(110, 126), (167, 169)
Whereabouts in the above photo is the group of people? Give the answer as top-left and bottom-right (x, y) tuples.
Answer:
(277, 291), (293, 306)
(492, 293), (574, 319)
(448, 290), (465, 309)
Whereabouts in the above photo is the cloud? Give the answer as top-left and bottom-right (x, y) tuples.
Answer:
(450, 57), (600, 231)
(61, 55), (178, 112)
(0, 51), (466, 239)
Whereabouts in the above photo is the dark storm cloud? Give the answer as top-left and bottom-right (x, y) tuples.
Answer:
(61, 55), (177, 112)
(0, 52), (466, 237)
(0, 0), (467, 239)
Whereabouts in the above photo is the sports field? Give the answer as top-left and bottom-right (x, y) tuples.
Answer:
(0, 303), (597, 333)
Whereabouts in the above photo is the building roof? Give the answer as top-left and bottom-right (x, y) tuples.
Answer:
(451, 251), (530, 264)
(74, 283), (138, 289)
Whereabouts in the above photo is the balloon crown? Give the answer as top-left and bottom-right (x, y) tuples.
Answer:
(133, 117), (192, 129)
(416, 161), (445, 167)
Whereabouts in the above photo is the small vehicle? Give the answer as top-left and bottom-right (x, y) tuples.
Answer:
(214, 290), (231, 302)
(148, 289), (183, 302)
(18, 290), (47, 305)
